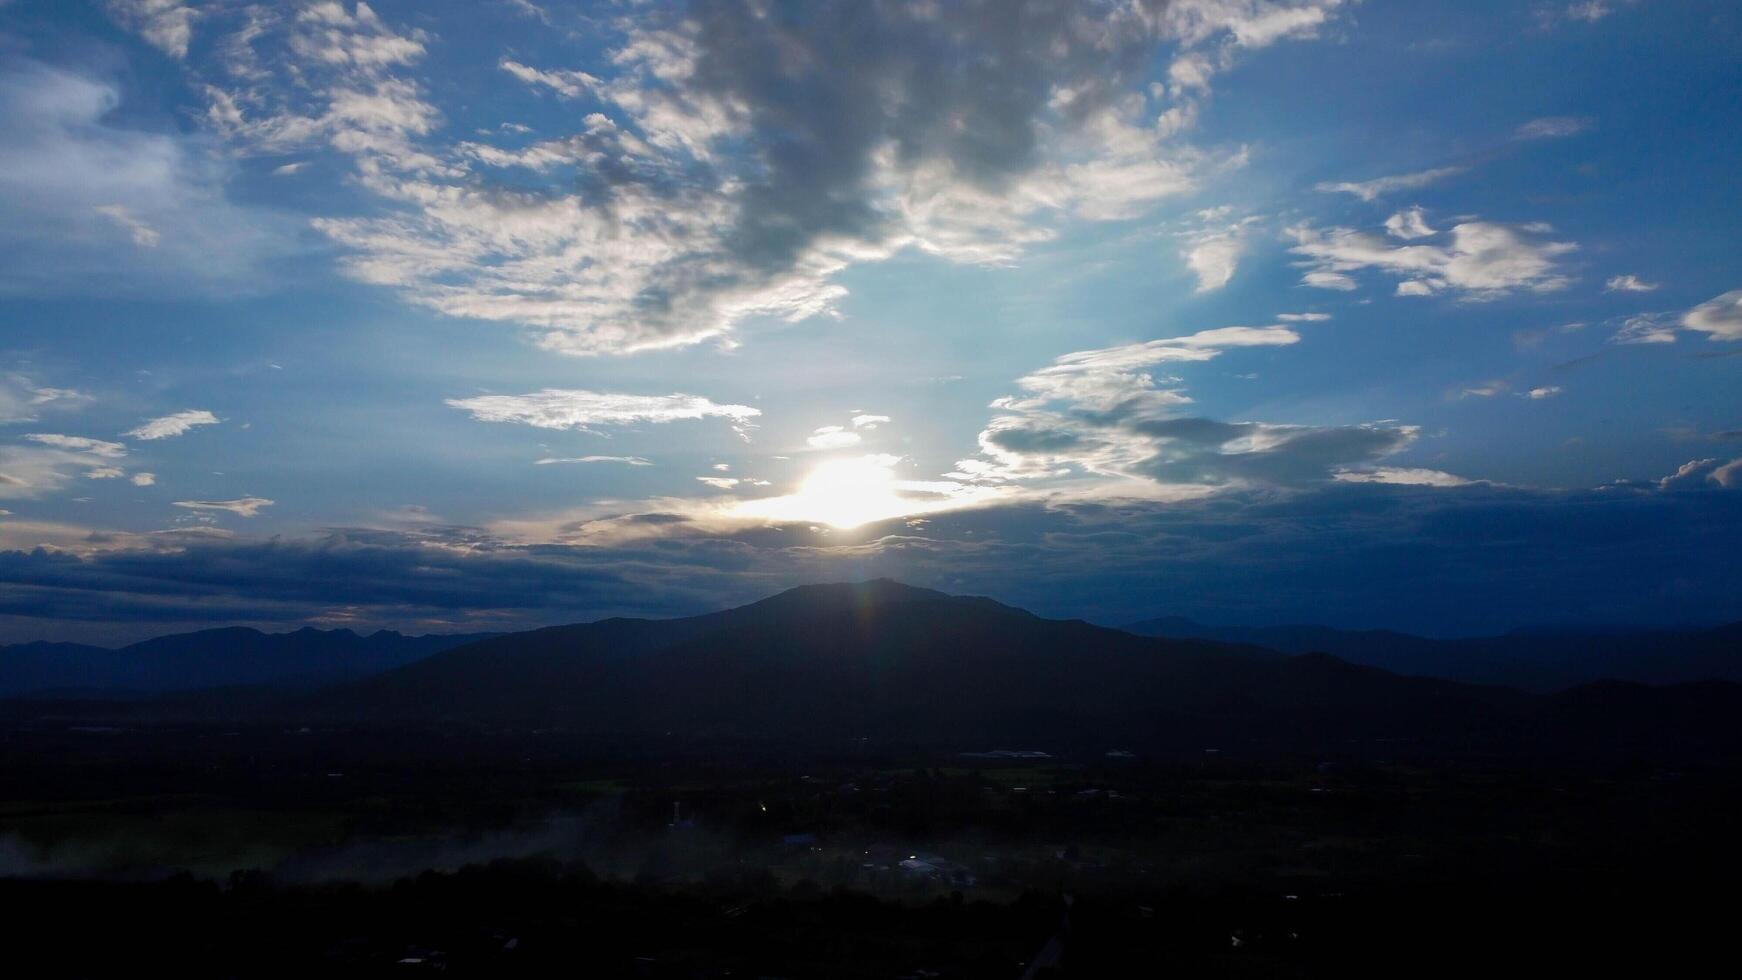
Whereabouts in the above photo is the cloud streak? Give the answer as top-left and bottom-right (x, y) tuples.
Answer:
(447, 389), (760, 433)
(1314, 166), (1464, 201)
(1288, 219), (1575, 298)
(172, 496), (274, 517)
(126, 409), (220, 440)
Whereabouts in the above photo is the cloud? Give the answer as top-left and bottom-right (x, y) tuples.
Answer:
(696, 476), (740, 490)
(1612, 312), (1678, 345)
(1658, 457), (1742, 491)
(447, 389), (760, 434)
(92, 204), (161, 247)
(504, 0), (550, 24)
(24, 434), (127, 458)
(143, 1), (1351, 355)
(172, 496), (274, 517)
(806, 426), (862, 451)
(7, 476), (1739, 638)
(1184, 232), (1243, 291)
(1514, 116), (1592, 140)
(1536, 2), (1632, 28)
(1604, 274), (1659, 293)
(1301, 270), (1357, 291)
(1276, 312), (1331, 322)
(1333, 466), (1471, 487)
(499, 59), (600, 99)
(1526, 386), (1563, 400)
(0, 59), (295, 296)
(947, 323), (1427, 494)
(851, 414), (891, 429)
(125, 409), (220, 440)
(1288, 219), (1575, 297)
(1612, 291), (1742, 345)
(1314, 166), (1463, 202)
(131, 472), (157, 486)
(1460, 381), (1508, 398)
(535, 455), (652, 466)
(1, 435), (131, 498)
(1682, 289), (1742, 342)
(0, 375), (89, 423)
(1384, 206), (1434, 240)
(106, 0), (199, 59)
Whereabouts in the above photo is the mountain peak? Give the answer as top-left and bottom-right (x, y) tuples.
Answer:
(741, 579), (1002, 619)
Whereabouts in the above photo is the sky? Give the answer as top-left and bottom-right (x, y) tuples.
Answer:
(1, 0), (1739, 644)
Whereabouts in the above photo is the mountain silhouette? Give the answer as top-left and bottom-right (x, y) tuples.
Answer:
(0, 626), (496, 696)
(300, 580), (1555, 751)
(1124, 616), (1742, 691)
(9, 581), (1738, 758)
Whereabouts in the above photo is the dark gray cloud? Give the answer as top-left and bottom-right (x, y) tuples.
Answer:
(157, 0), (1346, 353)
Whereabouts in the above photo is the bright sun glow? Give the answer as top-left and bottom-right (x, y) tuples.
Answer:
(734, 455), (996, 530)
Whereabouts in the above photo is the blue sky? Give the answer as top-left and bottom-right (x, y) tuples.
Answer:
(2, 0), (1739, 642)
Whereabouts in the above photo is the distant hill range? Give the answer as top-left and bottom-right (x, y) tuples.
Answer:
(1123, 617), (1742, 692)
(0, 627), (497, 696)
(6, 581), (1740, 757)
(276, 581), (1738, 756)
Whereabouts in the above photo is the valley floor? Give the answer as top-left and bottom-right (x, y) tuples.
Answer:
(3, 725), (1739, 976)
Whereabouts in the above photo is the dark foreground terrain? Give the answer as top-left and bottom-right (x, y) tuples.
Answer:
(3, 724), (1739, 977)
(4, 582), (1741, 976)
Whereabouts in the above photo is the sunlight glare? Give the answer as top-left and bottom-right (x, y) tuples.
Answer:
(731, 454), (1000, 530)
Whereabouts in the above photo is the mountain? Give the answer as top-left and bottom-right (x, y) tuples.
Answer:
(296, 580), (1551, 751)
(1122, 617), (1742, 692)
(0, 626), (497, 696)
(10, 582), (1736, 758)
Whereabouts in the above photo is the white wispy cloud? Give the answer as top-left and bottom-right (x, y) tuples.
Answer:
(1514, 116), (1592, 140)
(1613, 290), (1742, 345)
(1288, 220), (1575, 298)
(499, 59), (600, 99)
(806, 426), (863, 451)
(131, 472), (157, 486)
(1612, 312), (1678, 345)
(851, 414), (890, 429)
(172, 496), (274, 517)
(1681, 289), (1742, 341)
(1461, 381), (1509, 398)
(92, 204), (161, 247)
(2, 435), (131, 498)
(0, 60), (295, 296)
(1536, 1), (1631, 29)
(1184, 232), (1243, 292)
(1333, 466), (1470, 487)
(1604, 274), (1659, 293)
(1314, 166), (1464, 201)
(535, 455), (652, 466)
(949, 323), (1424, 494)
(447, 389), (760, 433)
(106, 0), (199, 59)
(126, 409), (219, 440)
(1383, 206), (1434, 240)
(1526, 386), (1563, 400)
(0, 375), (90, 423)
(25, 434), (127, 457)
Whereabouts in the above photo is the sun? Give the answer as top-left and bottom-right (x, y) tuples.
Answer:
(735, 455), (915, 529)
(731, 454), (1004, 530)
